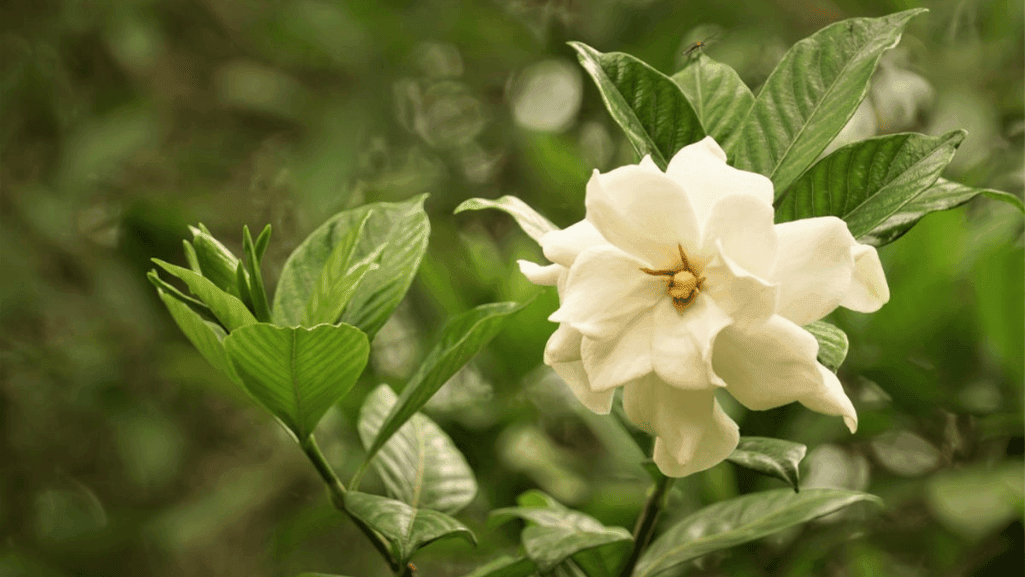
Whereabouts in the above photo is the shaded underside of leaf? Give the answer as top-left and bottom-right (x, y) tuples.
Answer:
(570, 41), (705, 169)
(635, 488), (883, 577)
(454, 195), (559, 243)
(728, 9), (927, 194)
(358, 384), (477, 514)
(155, 287), (239, 385)
(726, 437), (807, 492)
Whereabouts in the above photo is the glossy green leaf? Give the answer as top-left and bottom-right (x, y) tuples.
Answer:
(728, 10), (927, 194)
(803, 321), (849, 373)
(223, 323), (369, 441)
(634, 488), (883, 577)
(857, 177), (1025, 247)
(459, 556), (537, 577)
(147, 269), (210, 316)
(189, 224), (246, 298)
(671, 54), (754, 152)
(358, 385), (477, 514)
(775, 131), (965, 240)
(301, 211), (384, 327)
(273, 195), (430, 337)
(343, 491), (476, 564)
(491, 491), (631, 574)
(570, 42), (704, 169)
(726, 437), (807, 492)
(454, 195), (558, 243)
(242, 224), (273, 323)
(152, 259), (257, 331)
(360, 301), (525, 471)
(154, 287), (239, 384)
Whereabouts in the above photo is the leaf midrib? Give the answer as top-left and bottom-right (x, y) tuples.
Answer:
(290, 330), (306, 439)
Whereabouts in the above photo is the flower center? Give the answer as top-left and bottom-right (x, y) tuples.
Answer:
(640, 244), (706, 314)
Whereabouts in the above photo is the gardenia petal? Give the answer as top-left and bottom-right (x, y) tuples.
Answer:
(622, 374), (740, 477)
(544, 323), (582, 365)
(700, 193), (778, 279)
(665, 137), (774, 223)
(701, 242), (779, 324)
(584, 163), (701, 270)
(550, 360), (616, 414)
(711, 314), (858, 432)
(771, 217), (856, 326)
(549, 245), (661, 340)
(840, 243), (889, 313)
(540, 220), (608, 268)
(580, 309), (654, 391)
(517, 260), (563, 286)
(650, 296), (731, 390)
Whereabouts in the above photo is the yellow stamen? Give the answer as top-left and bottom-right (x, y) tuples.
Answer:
(640, 244), (705, 313)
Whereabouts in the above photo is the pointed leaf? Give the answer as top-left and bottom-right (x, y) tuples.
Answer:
(672, 54), (754, 151)
(726, 437), (807, 492)
(728, 10), (927, 193)
(857, 177), (1025, 247)
(243, 225), (273, 323)
(343, 491), (476, 564)
(803, 320), (849, 373)
(454, 196), (558, 243)
(189, 224), (247, 298)
(459, 556), (536, 577)
(273, 195), (430, 338)
(775, 131), (965, 239)
(358, 385), (477, 514)
(155, 287), (240, 384)
(635, 489), (883, 577)
(223, 323), (369, 441)
(152, 259), (257, 331)
(182, 239), (201, 273)
(254, 223), (272, 263)
(302, 212), (384, 327)
(361, 301), (525, 469)
(570, 42), (704, 169)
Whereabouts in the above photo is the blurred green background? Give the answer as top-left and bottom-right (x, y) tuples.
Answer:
(1, 0), (1022, 575)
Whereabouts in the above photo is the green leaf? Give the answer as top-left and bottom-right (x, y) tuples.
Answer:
(726, 437), (807, 492)
(243, 225), (273, 323)
(360, 301), (525, 472)
(491, 491), (631, 574)
(152, 259), (258, 332)
(671, 54), (754, 151)
(182, 239), (201, 273)
(154, 287), (240, 385)
(857, 177), (1024, 247)
(634, 488), (883, 577)
(223, 323), (369, 441)
(343, 491), (476, 564)
(302, 212), (383, 327)
(357, 385), (477, 514)
(254, 223), (272, 263)
(189, 224), (247, 298)
(728, 9), (927, 194)
(569, 42), (705, 169)
(803, 321), (849, 373)
(296, 574), (355, 577)
(147, 269), (211, 317)
(775, 131), (965, 238)
(273, 195), (430, 338)
(454, 195), (558, 243)
(459, 556), (537, 577)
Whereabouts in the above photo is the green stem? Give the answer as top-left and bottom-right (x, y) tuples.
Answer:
(301, 435), (398, 571)
(619, 469), (674, 577)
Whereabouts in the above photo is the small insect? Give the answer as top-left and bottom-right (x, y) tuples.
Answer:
(683, 34), (718, 59)
(640, 244), (706, 314)
(407, 563), (418, 576)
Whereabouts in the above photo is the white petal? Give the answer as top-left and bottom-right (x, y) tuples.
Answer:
(517, 260), (563, 286)
(550, 360), (615, 414)
(650, 296), (731, 390)
(584, 165), (701, 270)
(840, 243), (889, 312)
(638, 154), (662, 173)
(544, 323), (582, 364)
(699, 193), (778, 279)
(622, 374), (739, 477)
(581, 309), (654, 391)
(772, 217), (856, 325)
(665, 136), (774, 223)
(712, 315), (858, 432)
(548, 245), (661, 339)
(702, 242), (779, 324)
(540, 220), (607, 268)
(800, 364), (858, 433)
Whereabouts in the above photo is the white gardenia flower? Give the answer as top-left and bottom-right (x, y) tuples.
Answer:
(517, 136), (889, 477)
